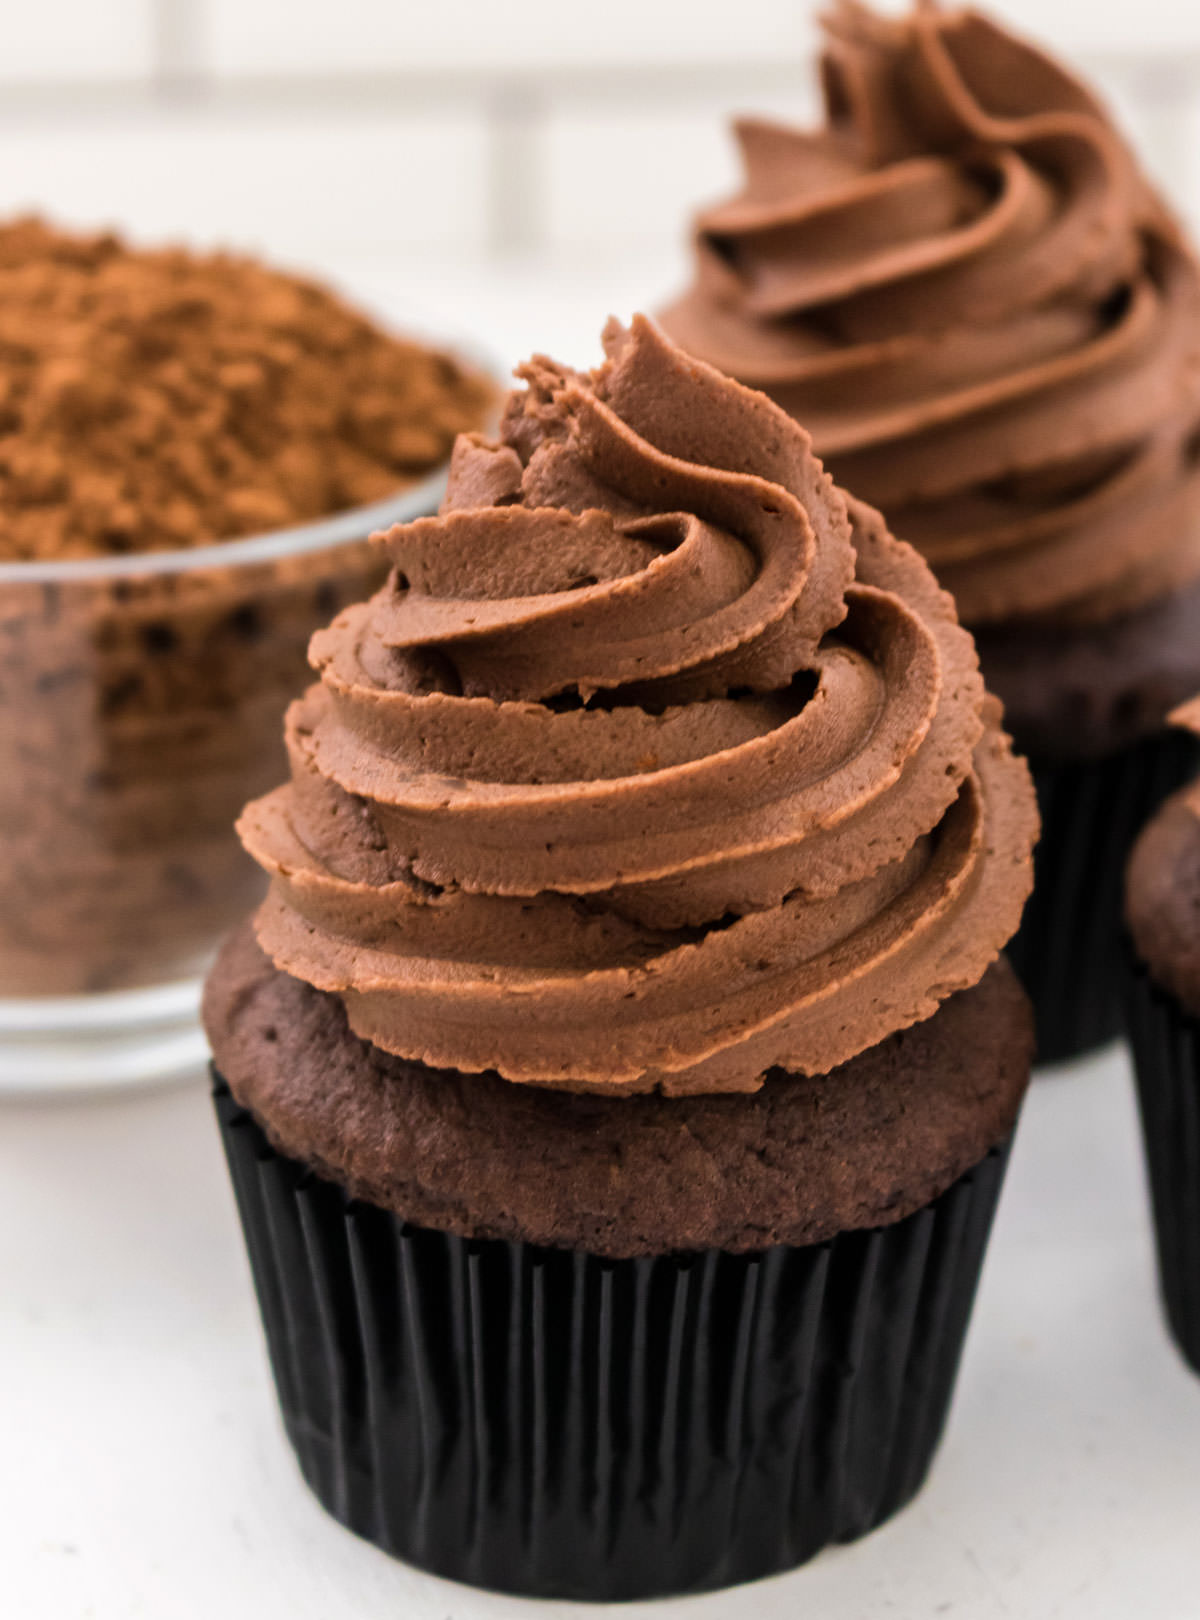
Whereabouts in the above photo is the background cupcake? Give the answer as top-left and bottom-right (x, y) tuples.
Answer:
(661, 1), (1200, 1062)
(1126, 698), (1200, 1372)
(205, 316), (1038, 1599)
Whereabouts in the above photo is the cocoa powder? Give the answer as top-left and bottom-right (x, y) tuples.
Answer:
(0, 218), (496, 1000)
(0, 217), (494, 560)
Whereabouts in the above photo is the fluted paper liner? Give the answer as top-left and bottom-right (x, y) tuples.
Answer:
(215, 1075), (1012, 1600)
(1127, 957), (1200, 1373)
(1008, 730), (1200, 1065)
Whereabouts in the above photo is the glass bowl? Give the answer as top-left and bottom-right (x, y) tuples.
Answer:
(0, 471), (452, 1094)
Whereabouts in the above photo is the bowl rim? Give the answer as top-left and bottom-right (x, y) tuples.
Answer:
(0, 467), (453, 585)
(0, 311), (506, 586)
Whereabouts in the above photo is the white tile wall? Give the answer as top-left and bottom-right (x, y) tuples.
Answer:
(0, 1), (152, 81)
(541, 84), (820, 254)
(204, 0), (1200, 75)
(0, 0), (1197, 262)
(205, 0), (819, 76)
(0, 109), (490, 260)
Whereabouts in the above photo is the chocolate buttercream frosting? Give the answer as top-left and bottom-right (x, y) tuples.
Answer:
(238, 316), (1037, 1095)
(661, 1), (1200, 627)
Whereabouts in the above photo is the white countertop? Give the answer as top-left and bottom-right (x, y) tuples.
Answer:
(4, 261), (1200, 1618)
(5, 1042), (1200, 1620)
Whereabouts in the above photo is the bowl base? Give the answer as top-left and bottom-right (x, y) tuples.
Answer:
(0, 978), (207, 1094)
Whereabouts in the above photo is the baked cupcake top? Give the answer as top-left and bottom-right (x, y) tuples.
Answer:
(206, 923), (1030, 1253)
(1127, 699), (1200, 1013)
(239, 316), (1037, 1095)
(661, 1), (1200, 628)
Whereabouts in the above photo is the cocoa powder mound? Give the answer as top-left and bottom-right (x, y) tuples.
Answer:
(0, 216), (495, 561)
(0, 218), (496, 997)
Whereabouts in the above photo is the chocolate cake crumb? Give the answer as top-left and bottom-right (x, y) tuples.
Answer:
(205, 922), (1033, 1258)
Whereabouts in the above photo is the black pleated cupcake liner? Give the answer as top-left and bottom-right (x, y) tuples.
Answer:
(215, 1073), (1014, 1601)
(1126, 956), (1200, 1374)
(1006, 728), (1200, 1066)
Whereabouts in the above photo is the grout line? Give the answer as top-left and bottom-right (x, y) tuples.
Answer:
(485, 87), (547, 258)
(151, 0), (208, 94)
(0, 49), (1196, 124)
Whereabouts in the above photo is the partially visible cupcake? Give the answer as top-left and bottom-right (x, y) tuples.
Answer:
(205, 316), (1038, 1599)
(661, 1), (1200, 1062)
(1126, 698), (1200, 1372)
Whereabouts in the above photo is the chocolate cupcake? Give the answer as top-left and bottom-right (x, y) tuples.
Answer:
(205, 317), (1039, 1599)
(1126, 699), (1200, 1372)
(661, 2), (1200, 1062)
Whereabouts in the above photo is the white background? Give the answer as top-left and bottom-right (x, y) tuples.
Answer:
(0, 0), (1199, 269)
(5, 2), (1200, 1614)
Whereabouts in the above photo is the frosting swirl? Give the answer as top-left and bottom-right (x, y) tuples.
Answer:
(239, 316), (1036, 1094)
(660, 1), (1200, 626)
